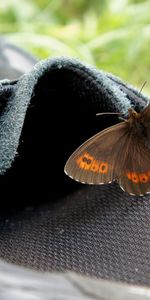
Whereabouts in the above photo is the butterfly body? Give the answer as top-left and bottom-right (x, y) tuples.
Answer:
(127, 109), (148, 138)
(65, 105), (150, 196)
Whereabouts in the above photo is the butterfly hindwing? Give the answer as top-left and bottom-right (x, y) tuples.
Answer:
(119, 136), (150, 195)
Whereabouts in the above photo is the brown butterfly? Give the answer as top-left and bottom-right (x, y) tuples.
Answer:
(64, 104), (150, 196)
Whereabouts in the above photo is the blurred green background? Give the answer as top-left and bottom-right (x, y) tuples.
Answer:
(0, 0), (150, 93)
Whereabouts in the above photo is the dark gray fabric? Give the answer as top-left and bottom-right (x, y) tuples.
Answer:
(1, 185), (150, 286)
(0, 56), (150, 286)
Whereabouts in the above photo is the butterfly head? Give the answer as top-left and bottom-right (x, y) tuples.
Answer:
(127, 107), (149, 140)
(128, 108), (143, 126)
(128, 108), (140, 120)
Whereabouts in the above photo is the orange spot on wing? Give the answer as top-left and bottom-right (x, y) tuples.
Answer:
(127, 172), (132, 180)
(76, 152), (94, 170)
(147, 171), (150, 178)
(131, 172), (139, 183)
(90, 160), (99, 173)
(139, 173), (149, 183)
(99, 162), (108, 174)
(127, 171), (150, 184)
(126, 172), (139, 183)
(76, 152), (109, 175)
(84, 152), (94, 161)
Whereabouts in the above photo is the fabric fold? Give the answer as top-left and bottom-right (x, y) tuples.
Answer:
(0, 57), (148, 176)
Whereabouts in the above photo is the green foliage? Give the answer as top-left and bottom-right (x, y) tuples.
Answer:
(0, 0), (150, 93)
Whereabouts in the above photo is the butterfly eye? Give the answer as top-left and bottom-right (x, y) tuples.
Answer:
(132, 112), (137, 117)
(128, 108), (138, 118)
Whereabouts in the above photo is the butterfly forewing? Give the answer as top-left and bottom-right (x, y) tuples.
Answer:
(65, 122), (128, 185)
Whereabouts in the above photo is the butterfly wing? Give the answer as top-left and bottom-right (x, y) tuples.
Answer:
(119, 134), (150, 195)
(65, 122), (129, 185)
(118, 104), (150, 195)
(141, 104), (150, 119)
(140, 104), (150, 150)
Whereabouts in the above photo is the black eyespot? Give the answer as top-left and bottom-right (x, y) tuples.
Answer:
(82, 157), (92, 164)
(101, 165), (106, 170)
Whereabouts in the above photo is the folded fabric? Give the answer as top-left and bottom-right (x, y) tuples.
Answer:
(0, 55), (150, 287)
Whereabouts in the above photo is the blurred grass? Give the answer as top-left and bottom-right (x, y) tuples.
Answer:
(0, 0), (150, 93)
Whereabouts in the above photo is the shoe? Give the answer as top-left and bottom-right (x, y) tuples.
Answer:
(0, 40), (149, 299)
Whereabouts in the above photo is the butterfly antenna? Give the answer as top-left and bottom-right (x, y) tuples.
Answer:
(96, 112), (123, 116)
(139, 81), (148, 107)
(139, 81), (147, 93)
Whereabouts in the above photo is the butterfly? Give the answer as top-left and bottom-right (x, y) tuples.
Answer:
(64, 104), (150, 196)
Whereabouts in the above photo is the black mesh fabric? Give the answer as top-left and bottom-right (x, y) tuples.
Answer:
(1, 185), (150, 286)
(0, 56), (150, 286)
